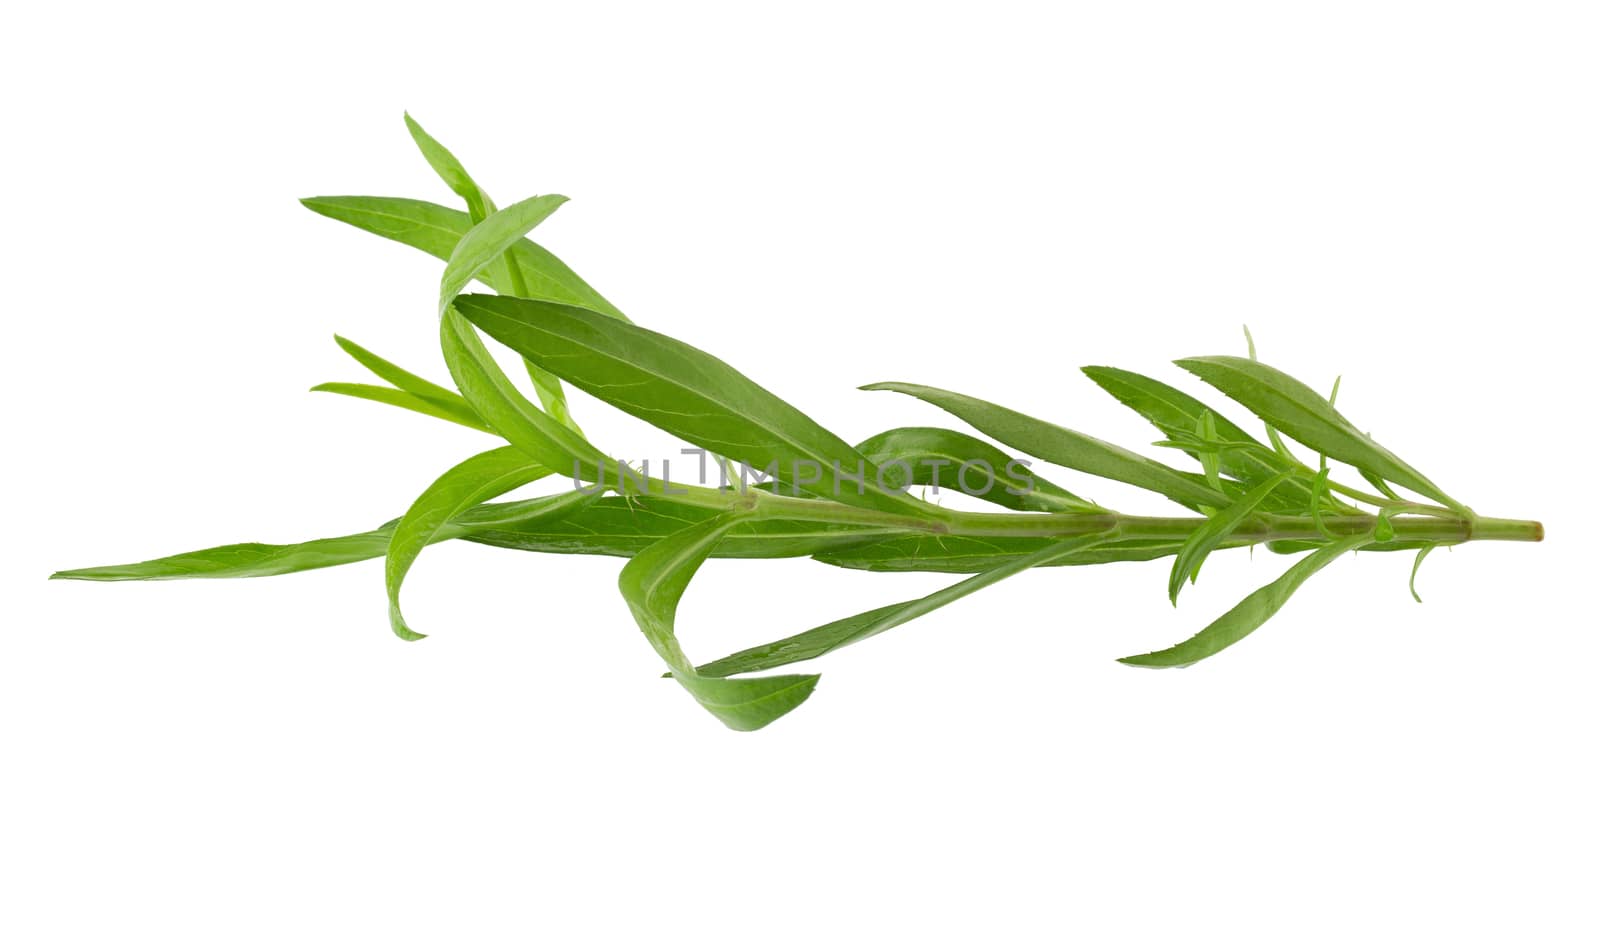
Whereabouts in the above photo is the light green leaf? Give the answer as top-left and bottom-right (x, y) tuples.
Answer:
(311, 382), (492, 432)
(696, 533), (1108, 677)
(49, 493), (647, 582)
(1168, 470), (1292, 605)
(301, 195), (626, 319)
(1176, 356), (1457, 508)
(619, 516), (819, 731)
(404, 113), (496, 223)
(438, 195), (570, 318)
(1361, 470), (1404, 502)
(332, 335), (477, 414)
(51, 532), (397, 581)
(860, 381), (1227, 511)
(456, 295), (930, 516)
(1121, 534), (1368, 668)
(1195, 411), (1223, 494)
(854, 426), (1101, 513)
(1409, 544), (1436, 603)
(439, 308), (609, 480)
(404, 117), (580, 431)
(387, 446), (560, 640)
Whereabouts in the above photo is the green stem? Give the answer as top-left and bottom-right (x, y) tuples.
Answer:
(610, 470), (1542, 547)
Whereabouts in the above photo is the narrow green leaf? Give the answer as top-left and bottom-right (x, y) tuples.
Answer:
(1361, 470), (1404, 502)
(52, 531), (396, 581)
(619, 516), (819, 731)
(301, 195), (626, 319)
(1121, 534), (1368, 668)
(696, 533), (1108, 677)
(439, 308), (609, 480)
(854, 426), (1101, 513)
(1168, 470), (1292, 605)
(404, 113), (496, 223)
(438, 195), (570, 317)
(1176, 356), (1457, 508)
(1195, 411), (1223, 493)
(332, 335), (476, 413)
(387, 447), (557, 640)
(51, 493), (637, 582)
(1409, 544), (1436, 603)
(456, 295), (928, 516)
(311, 382), (491, 432)
(860, 381), (1228, 510)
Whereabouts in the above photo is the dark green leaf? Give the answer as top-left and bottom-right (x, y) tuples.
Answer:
(695, 533), (1108, 677)
(1120, 534), (1368, 668)
(1176, 356), (1457, 508)
(854, 426), (1100, 513)
(619, 516), (819, 731)
(456, 295), (930, 516)
(860, 381), (1227, 510)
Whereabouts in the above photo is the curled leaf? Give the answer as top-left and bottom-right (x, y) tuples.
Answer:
(619, 516), (820, 730)
(439, 308), (608, 480)
(386, 447), (558, 640)
(1409, 544), (1436, 603)
(438, 195), (570, 318)
(300, 195), (624, 318)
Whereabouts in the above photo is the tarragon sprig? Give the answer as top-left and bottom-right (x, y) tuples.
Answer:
(53, 115), (1544, 732)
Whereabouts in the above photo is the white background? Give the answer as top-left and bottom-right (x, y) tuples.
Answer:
(4, 2), (1595, 941)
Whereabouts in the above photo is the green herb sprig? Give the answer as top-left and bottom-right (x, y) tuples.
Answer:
(54, 116), (1545, 731)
